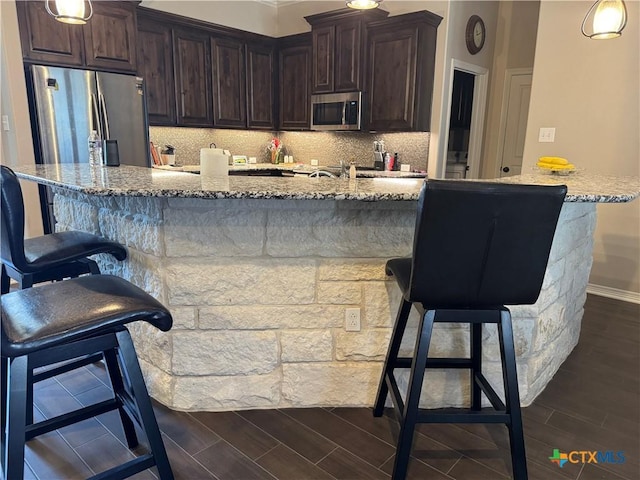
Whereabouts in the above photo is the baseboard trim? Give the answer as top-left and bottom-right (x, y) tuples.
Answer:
(587, 283), (640, 304)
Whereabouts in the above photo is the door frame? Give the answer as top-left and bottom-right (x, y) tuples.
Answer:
(494, 67), (533, 178)
(437, 59), (488, 179)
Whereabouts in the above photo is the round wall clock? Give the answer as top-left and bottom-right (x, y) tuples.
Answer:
(465, 15), (486, 55)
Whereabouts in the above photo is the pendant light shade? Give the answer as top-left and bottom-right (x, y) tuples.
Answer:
(581, 0), (627, 39)
(46, 0), (93, 25)
(346, 0), (381, 10)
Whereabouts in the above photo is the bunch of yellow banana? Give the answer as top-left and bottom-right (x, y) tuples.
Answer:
(536, 156), (575, 171)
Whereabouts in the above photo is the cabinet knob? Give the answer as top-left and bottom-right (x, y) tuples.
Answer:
(502, 166), (510, 173)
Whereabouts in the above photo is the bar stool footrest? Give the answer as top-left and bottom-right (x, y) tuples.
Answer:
(416, 408), (511, 424)
(89, 454), (156, 480)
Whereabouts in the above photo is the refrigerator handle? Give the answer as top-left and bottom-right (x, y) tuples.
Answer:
(90, 93), (103, 139)
(99, 92), (110, 140)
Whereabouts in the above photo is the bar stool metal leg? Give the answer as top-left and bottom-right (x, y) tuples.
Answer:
(103, 348), (139, 449)
(374, 299), (412, 417)
(470, 323), (483, 411)
(392, 310), (436, 480)
(4, 356), (28, 480)
(499, 310), (528, 480)
(115, 330), (174, 480)
(1, 265), (9, 295)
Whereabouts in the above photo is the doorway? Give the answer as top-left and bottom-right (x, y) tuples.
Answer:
(446, 70), (474, 178)
(442, 60), (488, 180)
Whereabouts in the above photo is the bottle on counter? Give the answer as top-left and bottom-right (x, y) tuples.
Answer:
(88, 130), (102, 166)
(393, 153), (400, 171)
(349, 161), (357, 179)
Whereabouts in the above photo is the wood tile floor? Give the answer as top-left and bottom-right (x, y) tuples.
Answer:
(14, 295), (640, 479)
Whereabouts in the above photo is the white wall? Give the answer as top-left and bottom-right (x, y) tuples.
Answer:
(430, 1), (499, 178)
(524, 0), (640, 295)
(481, 1), (539, 178)
(0, 0), (43, 237)
(140, 0), (279, 36)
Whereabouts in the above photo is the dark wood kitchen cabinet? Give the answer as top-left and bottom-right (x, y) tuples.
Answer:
(16, 0), (84, 66)
(211, 37), (246, 128)
(211, 37), (276, 129)
(82, 1), (137, 72)
(173, 29), (213, 126)
(310, 24), (334, 93)
(366, 11), (442, 131)
(246, 42), (276, 129)
(278, 34), (312, 130)
(17, 0), (137, 73)
(305, 8), (388, 94)
(136, 15), (176, 125)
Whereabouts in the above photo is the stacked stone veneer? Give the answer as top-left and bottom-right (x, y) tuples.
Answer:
(53, 189), (596, 411)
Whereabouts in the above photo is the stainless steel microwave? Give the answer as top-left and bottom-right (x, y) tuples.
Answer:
(310, 92), (362, 131)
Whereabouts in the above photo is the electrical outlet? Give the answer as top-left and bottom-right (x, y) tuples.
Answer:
(345, 308), (361, 332)
(311, 159), (319, 166)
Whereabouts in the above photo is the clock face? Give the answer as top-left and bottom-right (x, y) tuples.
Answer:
(466, 15), (485, 54)
(473, 23), (483, 47)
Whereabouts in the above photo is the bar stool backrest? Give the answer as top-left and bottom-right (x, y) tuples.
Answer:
(0, 166), (30, 272)
(409, 180), (567, 308)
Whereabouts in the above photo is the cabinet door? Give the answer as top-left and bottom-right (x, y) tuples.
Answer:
(279, 45), (311, 130)
(246, 43), (275, 130)
(367, 28), (418, 131)
(16, 0), (84, 66)
(366, 12), (441, 132)
(311, 25), (334, 93)
(83, 2), (137, 72)
(211, 37), (246, 128)
(173, 30), (212, 126)
(137, 18), (176, 125)
(334, 20), (361, 92)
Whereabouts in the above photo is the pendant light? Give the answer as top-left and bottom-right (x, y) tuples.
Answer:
(581, 0), (627, 39)
(346, 0), (382, 10)
(46, 0), (93, 25)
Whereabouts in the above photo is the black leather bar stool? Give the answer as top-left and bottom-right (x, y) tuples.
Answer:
(1, 165), (129, 427)
(374, 180), (566, 480)
(0, 165), (127, 294)
(1, 274), (174, 479)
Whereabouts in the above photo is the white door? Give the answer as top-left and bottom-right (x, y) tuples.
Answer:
(499, 73), (532, 177)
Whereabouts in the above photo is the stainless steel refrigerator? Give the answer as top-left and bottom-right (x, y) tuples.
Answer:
(29, 65), (151, 231)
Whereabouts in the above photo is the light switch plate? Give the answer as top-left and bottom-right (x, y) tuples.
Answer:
(538, 127), (556, 143)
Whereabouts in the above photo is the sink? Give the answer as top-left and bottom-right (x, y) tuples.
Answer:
(308, 170), (337, 178)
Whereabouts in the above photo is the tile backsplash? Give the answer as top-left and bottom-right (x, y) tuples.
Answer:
(150, 127), (430, 171)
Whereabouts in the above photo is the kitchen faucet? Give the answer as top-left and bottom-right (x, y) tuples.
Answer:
(339, 159), (348, 179)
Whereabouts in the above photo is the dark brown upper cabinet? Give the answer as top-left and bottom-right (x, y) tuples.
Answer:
(278, 34), (312, 130)
(305, 8), (388, 94)
(173, 29), (213, 127)
(310, 25), (334, 93)
(136, 14), (176, 126)
(211, 37), (246, 128)
(83, 1), (137, 72)
(246, 43), (276, 130)
(16, 0), (84, 66)
(366, 11), (442, 132)
(16, 0), (137, 73)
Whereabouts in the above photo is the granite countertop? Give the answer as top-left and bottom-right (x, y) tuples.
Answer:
(156, 162), (427, 178)
(11, 164), (640, 203)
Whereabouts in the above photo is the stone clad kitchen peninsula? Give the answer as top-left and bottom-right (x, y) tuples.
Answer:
(12, 164), (640, 412)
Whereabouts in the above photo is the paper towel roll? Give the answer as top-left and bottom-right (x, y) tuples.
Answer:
(200, 149), (229, 177)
